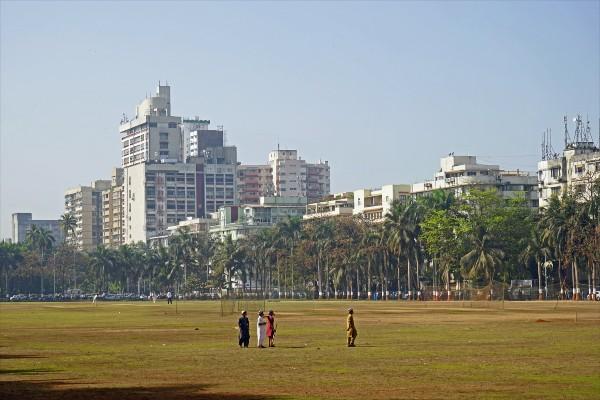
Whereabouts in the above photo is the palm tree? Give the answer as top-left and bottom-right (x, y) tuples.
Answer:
(385, 200), (419, 300)
(520, 222), (550, 299)
(0, 241), (24, 296)
(59, 213), (77, 245)
(88, 245), (114, 293)
(540, 195), (570, 299)
(277, 216), (302, 299)
(460, 225), (504, 300)
(26, 225), (55, 295)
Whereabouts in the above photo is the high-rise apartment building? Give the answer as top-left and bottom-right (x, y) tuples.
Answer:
(102, 168), (125, 247)
(237, 149), (330, 205)
(119, 85), (183, 168)
(123, 162), (197, 243)
(64, 180), (111, 250)
(11, 213), (64, 244)
(237, 165), (274, 204)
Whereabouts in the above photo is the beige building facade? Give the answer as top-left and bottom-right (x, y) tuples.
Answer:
(64, 180), (111, 251)
(102, 168), (125, 248)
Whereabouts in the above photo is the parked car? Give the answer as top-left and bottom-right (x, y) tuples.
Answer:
(9, 294), (27, 301)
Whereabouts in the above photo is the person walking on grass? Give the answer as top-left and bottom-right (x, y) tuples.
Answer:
(238, 310), (250, 348)
(257, 310), (267, 348)
(346, 308), (357, 347)
(167, 290), (173, 304)
(267, 310), (276, 347)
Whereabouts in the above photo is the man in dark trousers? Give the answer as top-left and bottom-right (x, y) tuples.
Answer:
(346, 308), (357, 347)
(238, 310), (250, 348)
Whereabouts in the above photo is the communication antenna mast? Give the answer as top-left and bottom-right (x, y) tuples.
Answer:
(584, 115), (592, 143)
(563, 115), (571, 148)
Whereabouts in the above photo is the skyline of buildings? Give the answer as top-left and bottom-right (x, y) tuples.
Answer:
(7, 84), (600, 247)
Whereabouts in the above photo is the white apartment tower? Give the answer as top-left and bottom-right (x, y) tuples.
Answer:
(238, 149), (330, 205)
(120, 85), (201, 243)
(119, 85), (183, 167)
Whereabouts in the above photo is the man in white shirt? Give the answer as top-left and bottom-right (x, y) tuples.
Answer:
(256, 310), (267, 348)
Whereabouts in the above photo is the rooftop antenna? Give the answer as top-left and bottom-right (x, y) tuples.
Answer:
(584, 114), (592, 143)
(563, 115), (571, 149)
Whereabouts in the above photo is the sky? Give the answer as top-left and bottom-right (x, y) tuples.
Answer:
(1, 1), (599, 239)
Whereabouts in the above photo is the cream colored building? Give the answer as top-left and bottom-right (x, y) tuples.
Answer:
(65, 180), (111, 251)
(353, 184), (411, 222)
(102, 168), (125, 248)
(237, 149), (330, 204)
(123, 162), (197, 244)
(412, 155), (539, 207)
(119, 84), (182, 168)
(538, 143), (600, 208)
(304, 192), (354, 220)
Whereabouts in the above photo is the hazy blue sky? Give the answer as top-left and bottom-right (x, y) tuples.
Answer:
(1, 1), (599, 239)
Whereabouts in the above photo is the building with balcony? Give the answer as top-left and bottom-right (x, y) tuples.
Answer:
(102, 168), (125, 248)
(353, 184), (411, 222)
(64, 180), (111, 250)
(124, 162), (197, 244)
(304, 192), (354, 220)
(237, 149), (330, 205)
(537, 117), (600, 208)
(412, 155), (539, 207)
(237, 165), (274, 204)
(11, 213), (63, 244)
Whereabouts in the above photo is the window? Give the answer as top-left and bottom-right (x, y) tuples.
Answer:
(168, 122), (177, 128)
(149, 122), (157, 128)
(160, 151), (169, 157)
(160, 142), (169, 149)
(147, 200), (156, 210)
(467, 171), (477, 176)
(167, 201), (176, 210)
(575, 166), (584, 174)
(160, 132), (168, 140)
(206, 174), (214, 184)
(551, 168), (561, 178)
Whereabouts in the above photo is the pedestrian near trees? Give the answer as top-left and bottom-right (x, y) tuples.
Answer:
(346, 308), (357, 347)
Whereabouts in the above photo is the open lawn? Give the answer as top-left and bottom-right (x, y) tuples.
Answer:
(1, 300), (599, 400)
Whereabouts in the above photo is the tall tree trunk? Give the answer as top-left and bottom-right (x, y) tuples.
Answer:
(407, 258), (412, 300)
(558, 260), (563, 299)
(317, 251), (322, 299)
(367, 258), (372, 300)
(537, 261), (543, 300)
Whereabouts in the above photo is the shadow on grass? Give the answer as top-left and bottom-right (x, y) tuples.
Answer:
(0, 368), (58, 375)
(0, 354), (45, 360)
(0, 380), (282, 400)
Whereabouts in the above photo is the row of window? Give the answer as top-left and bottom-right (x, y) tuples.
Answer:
(206, 174), (235, 185)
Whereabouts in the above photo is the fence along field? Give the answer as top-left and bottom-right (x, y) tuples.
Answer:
(1, 300), (599, 400)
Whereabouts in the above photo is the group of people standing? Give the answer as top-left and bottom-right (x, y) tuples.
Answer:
(238, 310), (276, 348)
(237, 308), (358, 348)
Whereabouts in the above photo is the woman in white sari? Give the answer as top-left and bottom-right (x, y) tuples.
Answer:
(256, 310), (267, 348)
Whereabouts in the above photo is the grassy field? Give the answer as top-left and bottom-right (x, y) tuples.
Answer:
(1, 300), (599, 400)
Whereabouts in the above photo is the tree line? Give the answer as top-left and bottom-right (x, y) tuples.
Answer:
(1, 181), (599, 300)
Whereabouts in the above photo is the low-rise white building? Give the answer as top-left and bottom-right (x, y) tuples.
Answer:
(537, 116), (599, 207)
(412, 155), (539, 207)
(353, 184), (411, 222)
(304, 192), (354, 220)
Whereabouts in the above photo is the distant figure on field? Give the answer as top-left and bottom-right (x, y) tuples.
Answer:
(267, 310), (276, 347)
(238, 310), (250, 348)
(257, 310), (267, 348)
(167, 290), (173, 304)
(92, 293), (98, 305)
(346, 308), (357, 347)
